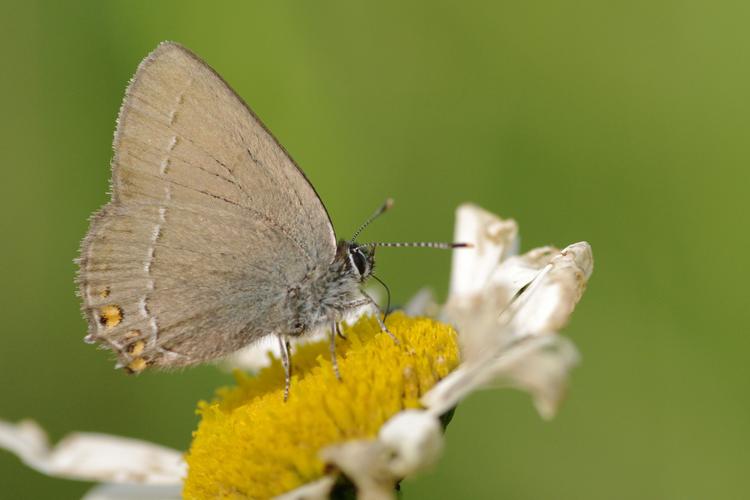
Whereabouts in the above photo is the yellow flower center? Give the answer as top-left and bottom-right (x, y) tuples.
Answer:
(183, 313), (459, 499)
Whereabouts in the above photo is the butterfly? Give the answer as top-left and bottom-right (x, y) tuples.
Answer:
(77, 42), (466, 399)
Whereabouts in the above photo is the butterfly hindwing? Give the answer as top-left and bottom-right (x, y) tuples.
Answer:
(77, 42), (336, 370)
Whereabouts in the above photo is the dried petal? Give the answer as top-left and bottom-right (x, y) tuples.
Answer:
(0, 419), (185, 485)
(422, 335), (579, 419)
(427, 204), (593, 420)
(274, 476), (337, 500)
(494, 241), (593, 338)
(378, 410), (444, 477)
(320, 440), (395, 500)
(82, 483), (181, 500)
(320, 410), (444, 500)
(449, 203), (518, 298)
(488, 335), (580, 419)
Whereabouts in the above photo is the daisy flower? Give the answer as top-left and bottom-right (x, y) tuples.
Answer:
(0, 204), (593, 499)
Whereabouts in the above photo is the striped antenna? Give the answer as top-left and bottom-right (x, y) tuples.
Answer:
(364, 241), (472, 249)
(350, 198), (395, 243)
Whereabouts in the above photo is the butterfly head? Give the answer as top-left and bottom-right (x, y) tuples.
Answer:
(345, 242), (375, 281)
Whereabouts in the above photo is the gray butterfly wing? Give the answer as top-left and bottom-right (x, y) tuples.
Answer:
(76, 42), (336, 371)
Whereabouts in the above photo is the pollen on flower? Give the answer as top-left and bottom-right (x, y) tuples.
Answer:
(183, 313), (459, 499)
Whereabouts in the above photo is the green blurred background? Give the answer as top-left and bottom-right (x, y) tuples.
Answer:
(1, 1), (748, 498)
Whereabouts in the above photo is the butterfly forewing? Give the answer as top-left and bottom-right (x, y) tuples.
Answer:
(77, 42), (336, 369)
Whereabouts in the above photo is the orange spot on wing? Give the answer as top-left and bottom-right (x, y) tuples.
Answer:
(126, 357), (147, 373)
(99, 305), (123, 328)
(129, 340), (145, 356)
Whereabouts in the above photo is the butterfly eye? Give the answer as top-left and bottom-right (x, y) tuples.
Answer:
(350, 249), (369, 277)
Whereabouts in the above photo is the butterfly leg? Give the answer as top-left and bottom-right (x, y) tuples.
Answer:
(360, 291), (399, 344)
(286, 339), (293, 358)
(278, 335), (292, 402)
(335, 320), (347, 340)
(330, 321), (343, 381)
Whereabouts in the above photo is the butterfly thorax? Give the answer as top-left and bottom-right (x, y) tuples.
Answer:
(282, 241), (374, 337)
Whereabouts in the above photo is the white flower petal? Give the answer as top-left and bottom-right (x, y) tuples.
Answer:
(422, 335), (579, 419)
(377, 410), (444, 477)
(274, 476), (337, 500)
(489, 335), (580, 420)
(488, 246), (559, 301)
(222, 336), (283, 372)
(0, 419), (185, 485)
(82, 483), (182, 500)
(501, 241), (593, 337)
(403, 288), (439, 317)
(429, 204), (593, 420)
(0, 419), (48, 472)
(446, 241), (593, 361)
(449, 203), (518, 299)
(320, 440), (394, 500)
(421, 364), (478, 417)
(320, 410), (445, 500)
(560, 241), (594, 279)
